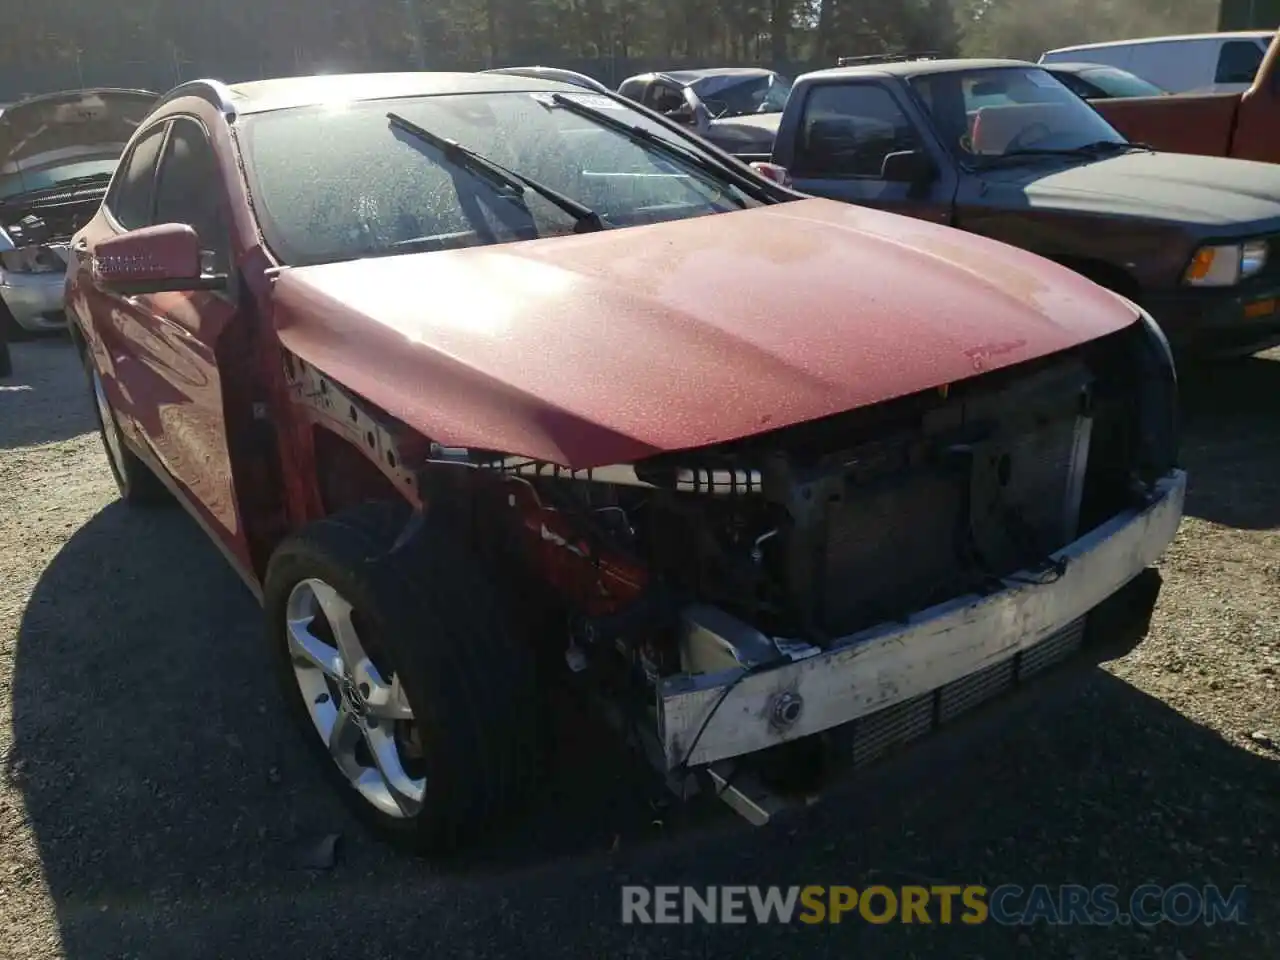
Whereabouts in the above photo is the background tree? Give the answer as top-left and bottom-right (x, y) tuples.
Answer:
(0, 0), (1224, 97)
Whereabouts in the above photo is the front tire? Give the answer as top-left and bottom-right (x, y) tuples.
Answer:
(263, 501), (540, 854)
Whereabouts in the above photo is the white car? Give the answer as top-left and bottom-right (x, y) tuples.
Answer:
(1040, 30), (1273, 94)
(0, 87), (156, 335)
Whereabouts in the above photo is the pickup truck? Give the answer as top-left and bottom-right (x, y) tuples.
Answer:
(1092, 33), (1280, 163)
(731, 56), (1280, 359)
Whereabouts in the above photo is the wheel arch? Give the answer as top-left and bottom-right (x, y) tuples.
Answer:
(279, 353), (429, 529)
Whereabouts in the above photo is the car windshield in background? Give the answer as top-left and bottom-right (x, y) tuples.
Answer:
(0, 158), (118, 200)
(693, 73), (792, 118)
(240, 90), (760, 267)
(910, 66), (1129, 166)
(1079, 66), (1166, 98)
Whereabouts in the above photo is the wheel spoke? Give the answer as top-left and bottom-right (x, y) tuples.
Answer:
(363, 724), (425, 816)
(327, 703), (365, 782)
(286, 616), (344, 678)
(308, 580), (367, 670)
(353, 659), (414, 721)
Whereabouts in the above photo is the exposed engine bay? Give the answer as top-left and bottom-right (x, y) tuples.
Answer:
(0, 187), (105, 268)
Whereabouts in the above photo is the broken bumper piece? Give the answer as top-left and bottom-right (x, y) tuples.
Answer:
(658, 468), (1187, 772)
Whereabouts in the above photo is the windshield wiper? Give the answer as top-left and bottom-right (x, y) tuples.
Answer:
(1083, 139), (1154, 153)
(386, 111), (605, 233)
(546, 93), (764, 203)
(979, 140), (1152, 168)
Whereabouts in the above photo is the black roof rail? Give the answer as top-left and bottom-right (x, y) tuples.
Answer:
(156, 78), (237, 118)
(836, 51), (939, 67)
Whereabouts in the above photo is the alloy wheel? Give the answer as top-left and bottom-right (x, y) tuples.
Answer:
(284, 577), (426, 818)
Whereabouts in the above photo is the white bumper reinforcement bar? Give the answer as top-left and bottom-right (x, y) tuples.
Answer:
(657, 469), (1187, 770)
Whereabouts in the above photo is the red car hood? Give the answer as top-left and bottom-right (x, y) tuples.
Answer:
(272, 198), (1138, 469)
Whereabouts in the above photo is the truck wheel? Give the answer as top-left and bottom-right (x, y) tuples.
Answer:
(0, 333), (11, 378)
(85, 357), (169, 505)
(263, 501), (539, 854)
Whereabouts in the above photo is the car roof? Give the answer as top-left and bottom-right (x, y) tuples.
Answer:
(802, 58), (1035, 81)
(622, 67), (778, 88)
(1044, 30), (1273, 55)
(662, 67), (777, 84)
(481, 66), (610, 92)
(222, 71), (586, 115)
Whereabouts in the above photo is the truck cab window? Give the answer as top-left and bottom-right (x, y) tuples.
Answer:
(793, 84), (922, 179)
(649, 85), (686, 113)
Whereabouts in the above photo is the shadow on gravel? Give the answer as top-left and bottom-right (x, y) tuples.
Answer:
(1179, 353), (1280, 530)
(0, 338), (94, 450)
(8, 504), (1279, 958)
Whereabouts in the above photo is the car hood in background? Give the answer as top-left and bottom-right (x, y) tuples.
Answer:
(0, 88), (158, 176)
(1005, 150), (1280, 231)
(706, 112), (782, 153)
(271, 197), (1139, 469)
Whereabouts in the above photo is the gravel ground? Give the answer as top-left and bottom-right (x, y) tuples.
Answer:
(0, 337), (1277, 960)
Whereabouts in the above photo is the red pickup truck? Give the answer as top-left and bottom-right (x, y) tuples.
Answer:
(1094, 33), (1280, 162)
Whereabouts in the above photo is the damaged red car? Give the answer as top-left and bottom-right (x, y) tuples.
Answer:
(65, 72), (1185, 854)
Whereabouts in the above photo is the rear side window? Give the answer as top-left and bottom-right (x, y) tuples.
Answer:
(793, 84), (923, 178)
(105, 124), (168, 230)
(1216, 40), (1265, 84)
(153, 118), (229, 271)
(1053, 72), (1099, 99)
(1078, 67), (1166, 98)
(1045, 46), (1131, 71)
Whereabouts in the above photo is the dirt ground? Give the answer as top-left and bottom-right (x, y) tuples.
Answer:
(0, 337), (1277, 960)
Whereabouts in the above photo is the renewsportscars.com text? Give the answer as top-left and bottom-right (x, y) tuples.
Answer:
(620, 884), (1248, 926)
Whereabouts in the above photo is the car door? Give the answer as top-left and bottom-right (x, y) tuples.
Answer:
(98, 115), (254, 571)
(783, 80), (957, 224)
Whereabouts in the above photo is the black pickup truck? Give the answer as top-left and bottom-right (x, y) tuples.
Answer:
(724, 56), (1280, 359)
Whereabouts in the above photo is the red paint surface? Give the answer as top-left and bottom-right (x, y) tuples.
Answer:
(274, 197), (1138, 469)
(505, 482), (648, 616)
(68, 95), (268, 583)
(91, 223), (203, 285)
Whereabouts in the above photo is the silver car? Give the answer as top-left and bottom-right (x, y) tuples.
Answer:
(0, 87), (156, 335)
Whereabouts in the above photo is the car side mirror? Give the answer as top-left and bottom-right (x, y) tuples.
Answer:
(880, 149), (937, 184)
(91, 223), (227, 295)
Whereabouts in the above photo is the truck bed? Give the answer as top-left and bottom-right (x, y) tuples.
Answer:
(1093, 92), (1241, 158)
